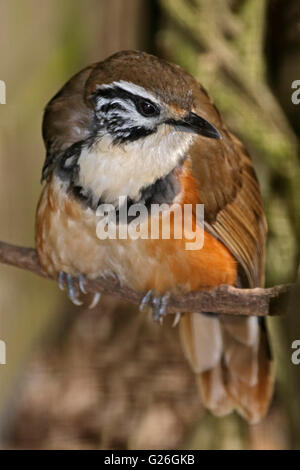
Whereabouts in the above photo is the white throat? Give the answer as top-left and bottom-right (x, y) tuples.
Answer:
(77, 125), (194, 206)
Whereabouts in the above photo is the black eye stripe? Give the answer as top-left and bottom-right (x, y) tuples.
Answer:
(112, 126), (155, 144)
(95, 85), (139, 103)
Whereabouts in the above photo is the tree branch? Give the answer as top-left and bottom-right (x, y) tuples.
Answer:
(0, 240), (292, 316)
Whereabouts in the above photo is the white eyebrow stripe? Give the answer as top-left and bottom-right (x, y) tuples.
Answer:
(96, 96), (135, 113)
(110, 98), (136, 113)
(100, 80), (160, 105)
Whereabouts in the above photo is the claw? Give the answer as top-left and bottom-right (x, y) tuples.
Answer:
(79, 274), (88, 294)
(153, 293), (170, 323)
(139, 290), (153, 312)
(172, 312), (182, 328)
(57, 272), (101, 308)
(58, 271), (66, 291)
(66, 274), (83, 306)
(140, 290), (170, 324)
(160, 293), (170, 317)
(89, 292), (101, 309)
(152, 297), (161, 322)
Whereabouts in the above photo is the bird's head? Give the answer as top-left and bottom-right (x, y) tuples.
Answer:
(87, 50), (220, 146)
(89, 80), (220, 146)
(43, 51), (222, 207)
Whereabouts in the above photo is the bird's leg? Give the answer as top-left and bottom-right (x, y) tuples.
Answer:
(57, 272), (101, 308)
(140, 290), (171, 324)
(66, 273), (83, 306)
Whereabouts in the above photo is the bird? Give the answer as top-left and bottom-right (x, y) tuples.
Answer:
(36, 50), (274, 423)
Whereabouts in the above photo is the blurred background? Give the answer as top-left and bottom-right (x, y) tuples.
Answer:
(0, 0), (299, 450)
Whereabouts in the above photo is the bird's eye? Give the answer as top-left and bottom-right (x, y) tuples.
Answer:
(136, 98), (160, 118)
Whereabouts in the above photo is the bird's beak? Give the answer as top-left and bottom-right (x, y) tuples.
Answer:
(166, 112), (221, 139)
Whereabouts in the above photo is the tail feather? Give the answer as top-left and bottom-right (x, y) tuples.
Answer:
(179, 313), (223, 372)
(179, 313), (274, 424)
(223, 327), (259, 386)
(225, 322), (274, 423)
(197, 363), (235, 417)
(221, 316), (259, 346)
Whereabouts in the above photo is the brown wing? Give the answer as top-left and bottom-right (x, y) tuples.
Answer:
(189, 127), (267, 288)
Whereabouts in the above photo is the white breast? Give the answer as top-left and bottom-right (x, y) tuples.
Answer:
(77, 125), (194, 206)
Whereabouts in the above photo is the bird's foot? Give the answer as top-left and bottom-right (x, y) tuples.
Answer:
(58, 272), (101, 308)
(139, 290), (171, 324)
(58, 271), (83, 306)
